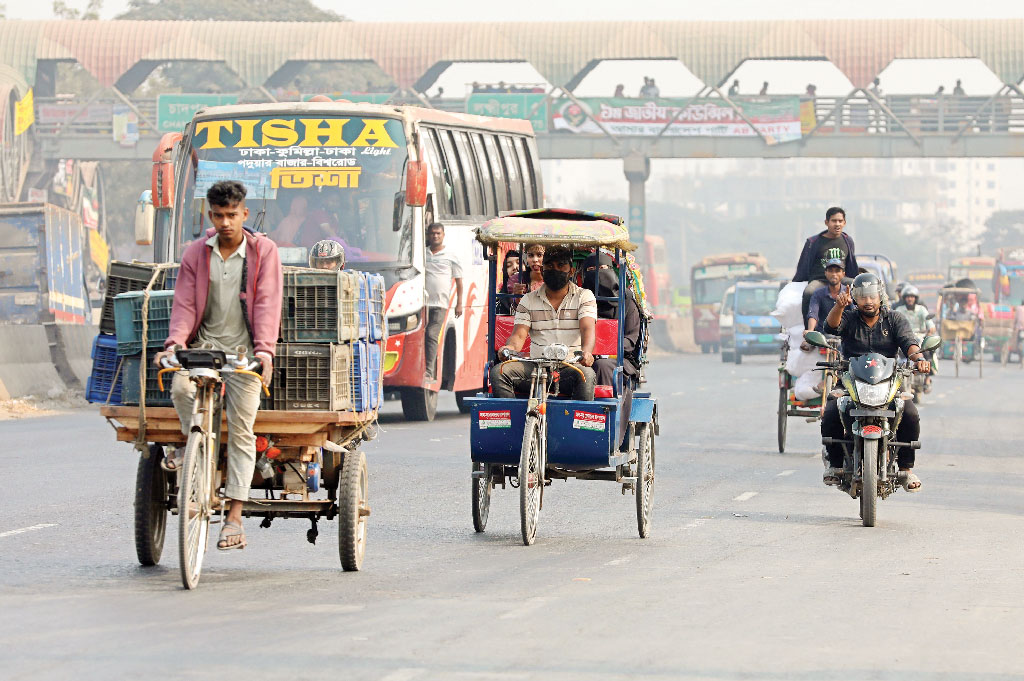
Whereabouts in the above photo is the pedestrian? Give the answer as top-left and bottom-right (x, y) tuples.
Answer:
(935, 85), (945, 95)
(869, 77), (883, 98)
(434, 86), (445, 99)
(424, 222), (463, 381)
(728, 79), (740, 96)
(614, 84), (625, 98)
(953, 79), (965, 95)
(759, 81), (768, 95)
(647, 78), (660, 98)
(639, 77), (651, 98)
(805, 83), (817, 97)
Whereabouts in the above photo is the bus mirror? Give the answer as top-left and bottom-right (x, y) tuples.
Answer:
(405, 160), (428, 207)
(392, 191), (406, 231)
(151, 132), (181, 209)
(135, 190), (155, 245)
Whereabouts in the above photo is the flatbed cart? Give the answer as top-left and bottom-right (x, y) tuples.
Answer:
(102, 399), (375, 588)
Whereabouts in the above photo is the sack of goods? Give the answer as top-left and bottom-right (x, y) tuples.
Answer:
(784, 324), (818, 378)
(771, 281), (806, 330)
(88, 261), (387, 414)
(792, 370), (821, 401)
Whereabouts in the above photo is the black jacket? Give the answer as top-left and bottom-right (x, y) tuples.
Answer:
(793, 231), (858, 282)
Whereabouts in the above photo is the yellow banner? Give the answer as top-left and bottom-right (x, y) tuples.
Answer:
(15, 89), (34, 136)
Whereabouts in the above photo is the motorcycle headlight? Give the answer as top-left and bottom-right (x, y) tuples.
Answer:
(855, 380), (890, 407)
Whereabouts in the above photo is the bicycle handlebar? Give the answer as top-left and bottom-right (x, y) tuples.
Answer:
(157, 350), (268, 395)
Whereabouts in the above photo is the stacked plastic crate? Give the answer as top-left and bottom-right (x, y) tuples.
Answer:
(86, 262), (177, 406)
(269, 267), (386, 412)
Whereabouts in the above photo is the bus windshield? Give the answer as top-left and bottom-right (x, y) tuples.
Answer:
(176, 114), (411, 270)
(735, 287), (777, 316)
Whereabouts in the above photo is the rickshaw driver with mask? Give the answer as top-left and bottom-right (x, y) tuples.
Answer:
(820, 272), (931, 492)
(491, 246), (598, 400)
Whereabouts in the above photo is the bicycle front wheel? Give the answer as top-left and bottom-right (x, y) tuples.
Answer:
(178, 393), (215, 590)
(518, 414), (543, 546)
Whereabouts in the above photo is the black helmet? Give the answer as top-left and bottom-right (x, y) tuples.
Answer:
(851, 272), (883, 302)
(309, 240), (345, 271)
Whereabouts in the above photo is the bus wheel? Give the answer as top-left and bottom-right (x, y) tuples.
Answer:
(401, 387), (437, 422)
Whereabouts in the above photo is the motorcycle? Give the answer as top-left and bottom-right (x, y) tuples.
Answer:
(804, 331), (941, 527)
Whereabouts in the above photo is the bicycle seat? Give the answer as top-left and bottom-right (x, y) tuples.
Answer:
(177, 349), (227, 370)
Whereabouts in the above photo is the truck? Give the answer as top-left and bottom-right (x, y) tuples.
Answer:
(689, 252), (770, 354)
(719, 279), (785, 365)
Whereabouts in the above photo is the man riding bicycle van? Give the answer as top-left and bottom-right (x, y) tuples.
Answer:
(820, 272), (930, 492)
(491, 246), (597, 400)
(153, 180), (283, 552)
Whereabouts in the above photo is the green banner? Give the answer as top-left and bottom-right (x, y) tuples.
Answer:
(157, 94), (238, 133)
(466, 93), (548, 132)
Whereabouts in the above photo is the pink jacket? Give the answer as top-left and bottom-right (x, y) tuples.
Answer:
(165, 228), (283, 358)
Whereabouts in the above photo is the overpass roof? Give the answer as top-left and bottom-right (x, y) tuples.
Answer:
(0, 19), (1022, 91)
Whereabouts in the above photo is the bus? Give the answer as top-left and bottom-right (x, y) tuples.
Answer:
(948, 256), (996, 302)
(690, 252), (770, 353)
(147, 102), (542, 421)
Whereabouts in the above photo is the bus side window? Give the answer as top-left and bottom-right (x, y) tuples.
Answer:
(516, 137), (538, 209)
(438, 129), (468, 217)
(483, 134), (510, 213)
(499, 135), (526, 210)
(423, 128), (455, 217)
(470, 132), (496, 217)
(452, 130), (483, 217)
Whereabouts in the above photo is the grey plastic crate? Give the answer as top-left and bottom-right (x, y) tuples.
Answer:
(261, 343), (353, 411)
(280, 268), (359, 343)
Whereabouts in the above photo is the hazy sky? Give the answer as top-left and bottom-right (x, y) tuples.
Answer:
(3, 0), (1022, 21)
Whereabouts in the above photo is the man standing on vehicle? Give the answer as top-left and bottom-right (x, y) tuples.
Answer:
(424, 222), (463, 381)
(492, 246), (597, 400)
(154, 180), (283, 552)
(794, 207), (858, 323)
(820, 272), (930, 492)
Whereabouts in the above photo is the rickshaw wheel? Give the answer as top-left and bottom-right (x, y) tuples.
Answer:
(338, 450), (369, 571)
(636, 424), (654, 538)
(134, 444), (168, 566)
(472, 462), (491, 532)
(777, 387), (788, 453)
(519, 415), (542, 546)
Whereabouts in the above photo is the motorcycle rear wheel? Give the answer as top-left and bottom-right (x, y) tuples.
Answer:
(860, 439), (879, 528)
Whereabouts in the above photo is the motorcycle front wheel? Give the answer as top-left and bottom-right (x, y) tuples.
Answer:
(860, 438), (879, 528)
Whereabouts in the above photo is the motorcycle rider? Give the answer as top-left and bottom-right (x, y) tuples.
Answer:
(895, 285), (936, 390)
(820, 272), (930, 492)
(793, 207), (859, 323)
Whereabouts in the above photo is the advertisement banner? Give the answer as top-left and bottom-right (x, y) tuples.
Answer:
(37, 102), (112, 126)
(157, 94), (238, 133)
(551, 97), (802, 142)
(466, 93), (548, 132)
(14, 88), (34, 135)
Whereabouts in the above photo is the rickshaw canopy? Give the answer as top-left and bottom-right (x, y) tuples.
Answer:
(476, 208), (637, 251)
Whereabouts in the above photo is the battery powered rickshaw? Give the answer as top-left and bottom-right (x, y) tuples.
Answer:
(465, 209), (658, 545)
(937, 284), (984, 378)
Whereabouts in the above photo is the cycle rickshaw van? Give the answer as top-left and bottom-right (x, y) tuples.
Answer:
(937, 283), (984, 377)
(466, 209), (658, 545)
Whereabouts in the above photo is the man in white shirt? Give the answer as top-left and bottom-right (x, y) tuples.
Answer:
(424, 222), (462, 380)
(491, 246), (597, 400)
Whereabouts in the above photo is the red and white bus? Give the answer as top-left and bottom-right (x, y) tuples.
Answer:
(151, 102), (542, 420)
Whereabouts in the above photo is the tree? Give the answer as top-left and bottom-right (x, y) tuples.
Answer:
(52, 0), (102, 19)
(117, 0), (344, 21)
(979, 211), (1024, 254)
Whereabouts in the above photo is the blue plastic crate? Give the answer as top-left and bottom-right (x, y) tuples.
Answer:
(365, 273), (386, 342)
(367, 341), (383, 409)
(114, 289), (175, 355)
(350, 341), (373, 412)
(85, 333), (125, 404)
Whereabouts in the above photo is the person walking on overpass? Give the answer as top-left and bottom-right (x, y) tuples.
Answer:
(793, 206), (859, 323)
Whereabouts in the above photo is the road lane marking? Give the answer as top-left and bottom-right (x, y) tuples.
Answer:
(0, 523), (57, 538)
(499, 596), (547, 620)
(777, 470), (795, 477)
(733, 491), (758, 501)
(381, 669), (426, 681)
(809, 452), (819, 459)
(604, 556), (633, 567)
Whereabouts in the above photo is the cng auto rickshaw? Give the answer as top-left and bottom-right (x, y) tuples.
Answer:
(465, 209), (659, 545)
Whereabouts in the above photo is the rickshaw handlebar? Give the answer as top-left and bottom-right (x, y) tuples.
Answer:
(157, 349), (267, 395)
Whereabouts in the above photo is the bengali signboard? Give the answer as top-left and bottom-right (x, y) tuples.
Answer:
(157, 94), (239, 133)
(551, 97), (802, 142)
(466, 93), (548, 133)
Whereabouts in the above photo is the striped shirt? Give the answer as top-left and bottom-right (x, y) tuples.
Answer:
(514, 282), (597, 358)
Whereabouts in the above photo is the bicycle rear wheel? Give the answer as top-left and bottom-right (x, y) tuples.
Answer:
(178, 391), (214, 590)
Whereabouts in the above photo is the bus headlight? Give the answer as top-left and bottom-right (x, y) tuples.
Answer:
(387, 312), (420, 334)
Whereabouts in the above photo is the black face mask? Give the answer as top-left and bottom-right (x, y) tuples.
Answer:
(542, 269), (570, 290)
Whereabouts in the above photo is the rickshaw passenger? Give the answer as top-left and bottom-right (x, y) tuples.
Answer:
(491, 246), (597, 400)
(496, 249), (521, 315)
(582, 251), (642, 386)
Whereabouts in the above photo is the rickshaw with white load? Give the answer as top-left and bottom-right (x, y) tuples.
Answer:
(465, 209), (659, 545)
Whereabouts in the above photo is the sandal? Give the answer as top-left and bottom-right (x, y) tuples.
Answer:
(160, 447), (183, 472)
(902, 472), (923, 493)
(823, 467), (843, 486)
(217, 521), (247, 551)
